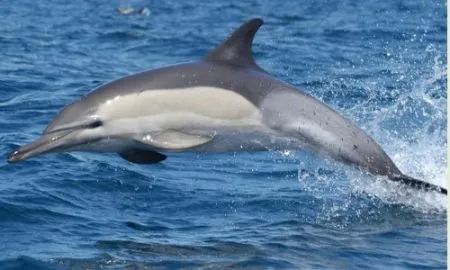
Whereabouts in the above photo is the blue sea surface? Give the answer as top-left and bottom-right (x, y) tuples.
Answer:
(0, 0), (447, 269)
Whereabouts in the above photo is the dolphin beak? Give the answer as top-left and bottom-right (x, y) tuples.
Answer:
(7, 130), (75, 163)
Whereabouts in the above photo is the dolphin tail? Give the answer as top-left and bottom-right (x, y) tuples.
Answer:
(388, 174), (447, 195)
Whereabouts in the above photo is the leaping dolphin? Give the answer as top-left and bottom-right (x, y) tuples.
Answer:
(8, 19), (446, 195)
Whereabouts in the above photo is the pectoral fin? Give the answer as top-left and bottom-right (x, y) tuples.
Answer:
(119, 149), (167, 164)
(134, 131), (215, 150)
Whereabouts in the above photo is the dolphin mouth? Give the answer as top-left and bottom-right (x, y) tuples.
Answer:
(7, 130), (75, 163)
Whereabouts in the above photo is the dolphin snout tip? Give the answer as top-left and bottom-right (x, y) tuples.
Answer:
(7, 149), (23, 163)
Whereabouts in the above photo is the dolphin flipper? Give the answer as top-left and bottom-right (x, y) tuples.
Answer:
(389, 174), (447, 195)
(119, 149), (167, 164)
(134, 131), (215, 150)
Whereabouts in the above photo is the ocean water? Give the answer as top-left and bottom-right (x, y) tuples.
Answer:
(0, 0), (447, 269)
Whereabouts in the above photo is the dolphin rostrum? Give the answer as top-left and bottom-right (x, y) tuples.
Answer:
(8, 18), (446, 195)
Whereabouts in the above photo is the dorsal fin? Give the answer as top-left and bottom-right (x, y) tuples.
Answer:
(203, 18), (263, 69)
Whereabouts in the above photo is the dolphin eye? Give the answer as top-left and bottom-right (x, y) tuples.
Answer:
(89, 120), (103, 128)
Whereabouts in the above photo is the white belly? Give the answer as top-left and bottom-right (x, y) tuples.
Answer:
(72, 86), (313, 154)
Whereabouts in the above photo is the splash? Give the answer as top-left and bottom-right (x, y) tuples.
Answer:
(298, 41), (447, 214)
(368, 48), (446, 209)
(349, 172), (447, 212)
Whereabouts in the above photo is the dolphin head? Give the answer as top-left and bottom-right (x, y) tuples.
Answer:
(8, 99), (106, 163)
(7, 18), (268, 164)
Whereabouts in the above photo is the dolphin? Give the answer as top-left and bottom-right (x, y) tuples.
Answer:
(8, 18), (446, 195)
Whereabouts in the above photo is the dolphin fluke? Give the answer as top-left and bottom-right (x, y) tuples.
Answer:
(389, 174), (447, 195)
